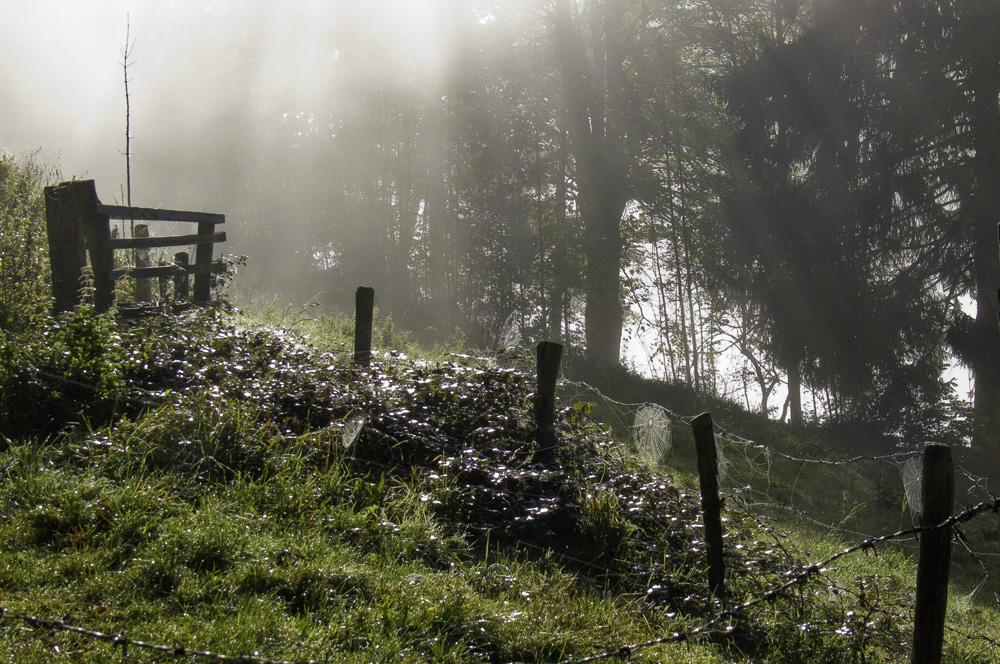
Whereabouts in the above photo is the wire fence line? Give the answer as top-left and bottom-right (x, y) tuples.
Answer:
(0, 608), (320, 664)
(6, 348), (1000, 661)
(564, 379), (928, 469)
(556, 495), (1000, 664)
(562, 379), (1000, 535)
(734, 486), (914, 547)
(564, 383), (877, 512)
(5, 497), (999, 664)
(561, 378), (1000, 608)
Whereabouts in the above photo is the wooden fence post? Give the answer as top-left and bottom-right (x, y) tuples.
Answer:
(157, 259), (168, 301)
(911, 443), (954, 664)
(353, 286), (375, 367)
(44, 182), (88, 313)
(44, 180), (116, 312)
(192, 220), (216, 303)
(134, 224), (152, 301)
(534, 341), (563, 463)
(75, 182), (115, 312)
(692, 412), (726, 605)
(173, 252), (190, 301)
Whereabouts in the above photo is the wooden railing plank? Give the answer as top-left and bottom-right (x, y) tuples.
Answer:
(109, 232), (226, 250)
(110, 262), (226, 280)
(96, 204), (225, 225)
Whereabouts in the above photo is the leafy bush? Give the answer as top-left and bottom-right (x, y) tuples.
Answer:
(0, 300), (127, 438)
(0, 151), (56, 333)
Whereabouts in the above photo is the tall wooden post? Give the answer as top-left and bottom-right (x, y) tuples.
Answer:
(192, 221), (215, 303)
(44, 182), (88, 313)
(43, 180), (114, 312)
(354, 286), (375, 367)
(534, 341), (563, 463)
(692, 412), (726, 605)
(76, 182), (114, 312)
(911, 443), (954, 664)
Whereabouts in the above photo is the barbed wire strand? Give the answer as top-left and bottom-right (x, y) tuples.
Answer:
(551, 496), (1000, 664)
(570, 383), (1000, 563)
(567, 379), (927, 468)
(562, 381), (999, 554)
(736, 486), (920, 547)
(5, 498), (998, 664)
(0, 608), (321, 664)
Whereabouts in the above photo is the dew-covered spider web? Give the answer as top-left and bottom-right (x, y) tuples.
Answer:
(714, 434), (730, 484)
(342, 414), (366, 451)
(498, 312), (521, 350)
(631, 405), (671, 466)
(900, 456), (922, 517)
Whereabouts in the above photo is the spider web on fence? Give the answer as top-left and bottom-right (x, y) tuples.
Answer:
(714, 435), (775, 488)
(499, 312), (521, 350)
(715, 433), (730, 484)
(901, 456), (922, 517)
(566, 381), (772, 482)
(342, 414), (365, 451)
(631, 404), (672, 466)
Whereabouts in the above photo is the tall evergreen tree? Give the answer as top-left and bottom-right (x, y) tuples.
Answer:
(716, 0), (961, 441)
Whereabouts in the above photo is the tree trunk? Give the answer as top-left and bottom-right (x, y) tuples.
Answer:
(551, 0), (633, 365)
(548, 125), (571, 342)
(787, 359), (803, 427)
(581, 178), (628, 364)
(391, 110), (421, 308)
(424, 91), (451, 318)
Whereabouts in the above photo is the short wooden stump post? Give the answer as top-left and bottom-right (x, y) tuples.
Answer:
(534, 341), (563, 463)
(173, 252), (190, 300)
(134, 224), (152, 301)
(911, 443), (953, 664)
(692, 412), (725, 605)
(354, 286), (375, 367)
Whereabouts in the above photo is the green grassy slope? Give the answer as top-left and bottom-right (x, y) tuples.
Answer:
(0, 305), (997, 663)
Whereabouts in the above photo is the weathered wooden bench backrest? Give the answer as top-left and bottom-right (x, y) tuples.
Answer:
(44, 179), (226, 312)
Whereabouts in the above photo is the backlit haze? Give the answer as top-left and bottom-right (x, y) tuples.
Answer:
(0, 0), (463, 302)
(1, 1), (975, 418)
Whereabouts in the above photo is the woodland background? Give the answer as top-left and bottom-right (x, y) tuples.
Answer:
(3, 0), (999, 459)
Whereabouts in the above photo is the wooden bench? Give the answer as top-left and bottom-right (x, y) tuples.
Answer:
(44, 179), (226, 313)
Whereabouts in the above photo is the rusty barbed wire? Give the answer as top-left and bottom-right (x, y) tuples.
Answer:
(4, 468), (1000, 664)
(551, 496), (1000, 664)
(0, 608), (322, 664)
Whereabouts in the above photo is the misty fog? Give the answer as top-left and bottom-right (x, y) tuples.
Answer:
(2, 0), (995, 449)
(1, 0), (470, 307)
